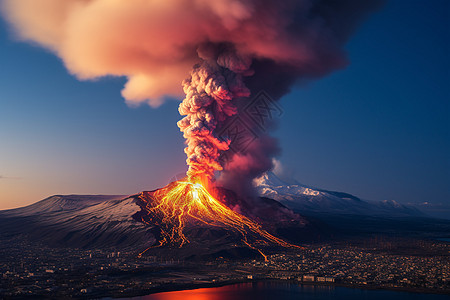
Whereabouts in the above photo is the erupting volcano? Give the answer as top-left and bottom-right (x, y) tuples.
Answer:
(131, 42), (305, 258)
(1, 0), (383, 259)
(134, 178), (303, 260)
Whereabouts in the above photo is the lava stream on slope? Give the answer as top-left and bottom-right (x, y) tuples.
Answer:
(133, 178), (303, 260)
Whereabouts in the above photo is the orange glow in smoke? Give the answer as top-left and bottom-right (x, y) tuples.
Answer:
(137, 178), (302, 260)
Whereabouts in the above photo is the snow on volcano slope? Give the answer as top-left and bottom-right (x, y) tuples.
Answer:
(254, 172), (424, 217)
(1, 195), (126, 216)
(0, 195), (155, 249)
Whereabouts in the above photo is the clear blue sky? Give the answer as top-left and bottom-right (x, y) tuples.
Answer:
(0, 0), (448, 209)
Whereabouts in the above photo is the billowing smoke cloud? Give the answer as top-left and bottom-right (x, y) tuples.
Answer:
(1, 0), (383, 192)
(1, 0), (381, 106)
(178, 44), (251, 180)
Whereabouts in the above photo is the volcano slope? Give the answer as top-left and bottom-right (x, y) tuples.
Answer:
(0, 183), (316, 260)
(130, 179), (312, 259)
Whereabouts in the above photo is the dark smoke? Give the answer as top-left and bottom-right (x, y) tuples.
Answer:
(1, 0), (384, 197)
(218, 0), (384, 196)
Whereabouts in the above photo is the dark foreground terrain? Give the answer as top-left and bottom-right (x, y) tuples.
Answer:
(1, 192), (450, 298)
(0, 233), (449, 299)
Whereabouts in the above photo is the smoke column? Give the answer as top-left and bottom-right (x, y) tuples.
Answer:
(1, 0), (383, 191)
(177, 44), (252, 181)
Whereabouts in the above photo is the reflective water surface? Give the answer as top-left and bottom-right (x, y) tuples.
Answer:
(124, 281), (449, 300)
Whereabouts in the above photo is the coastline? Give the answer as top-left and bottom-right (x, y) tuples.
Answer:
(108, 278), (450, 299)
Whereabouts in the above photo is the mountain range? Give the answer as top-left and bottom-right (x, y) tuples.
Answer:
(1, 173), (447, 258)
(0, 182), (313, 259)
(254, 172), (424, 217)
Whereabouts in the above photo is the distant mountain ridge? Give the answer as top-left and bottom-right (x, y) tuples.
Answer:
(0, 175), (431, 255)
(254, 172), (424, 217)
(0, 188), (314, 258)
(0, 195), (155, 249)
(2, 195), (126, 215)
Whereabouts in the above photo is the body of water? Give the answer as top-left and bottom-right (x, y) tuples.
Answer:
(122, 282), (449, 300)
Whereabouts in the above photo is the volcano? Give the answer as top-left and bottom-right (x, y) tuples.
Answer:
(0, 180), (310, 260)
(131, 178), (305, 259)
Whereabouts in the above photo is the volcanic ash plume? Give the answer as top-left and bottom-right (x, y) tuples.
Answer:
(1, 0), (383, 188)
(177, 46), (251, 181)
(1, 0), (383, 256)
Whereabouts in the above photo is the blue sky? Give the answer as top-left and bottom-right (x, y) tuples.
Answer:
(0, 0), (448, 209)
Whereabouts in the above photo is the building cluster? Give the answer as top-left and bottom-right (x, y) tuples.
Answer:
(242, 242), (449, 291)
(0, 236), (449, 298)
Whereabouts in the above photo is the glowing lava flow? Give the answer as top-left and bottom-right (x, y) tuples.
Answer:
(136, 179), (302, 260)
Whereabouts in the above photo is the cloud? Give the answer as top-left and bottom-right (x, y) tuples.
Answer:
(0, 0), (383, 196)
(1, 0), (383, 107)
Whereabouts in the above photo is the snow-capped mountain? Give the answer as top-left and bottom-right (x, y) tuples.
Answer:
(254, 172), (424, 217)
(0, 176), (428, 254)
(0, 195), (155, 249)
(0, 189), (312, 257)
(2, 195), (126, 216)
